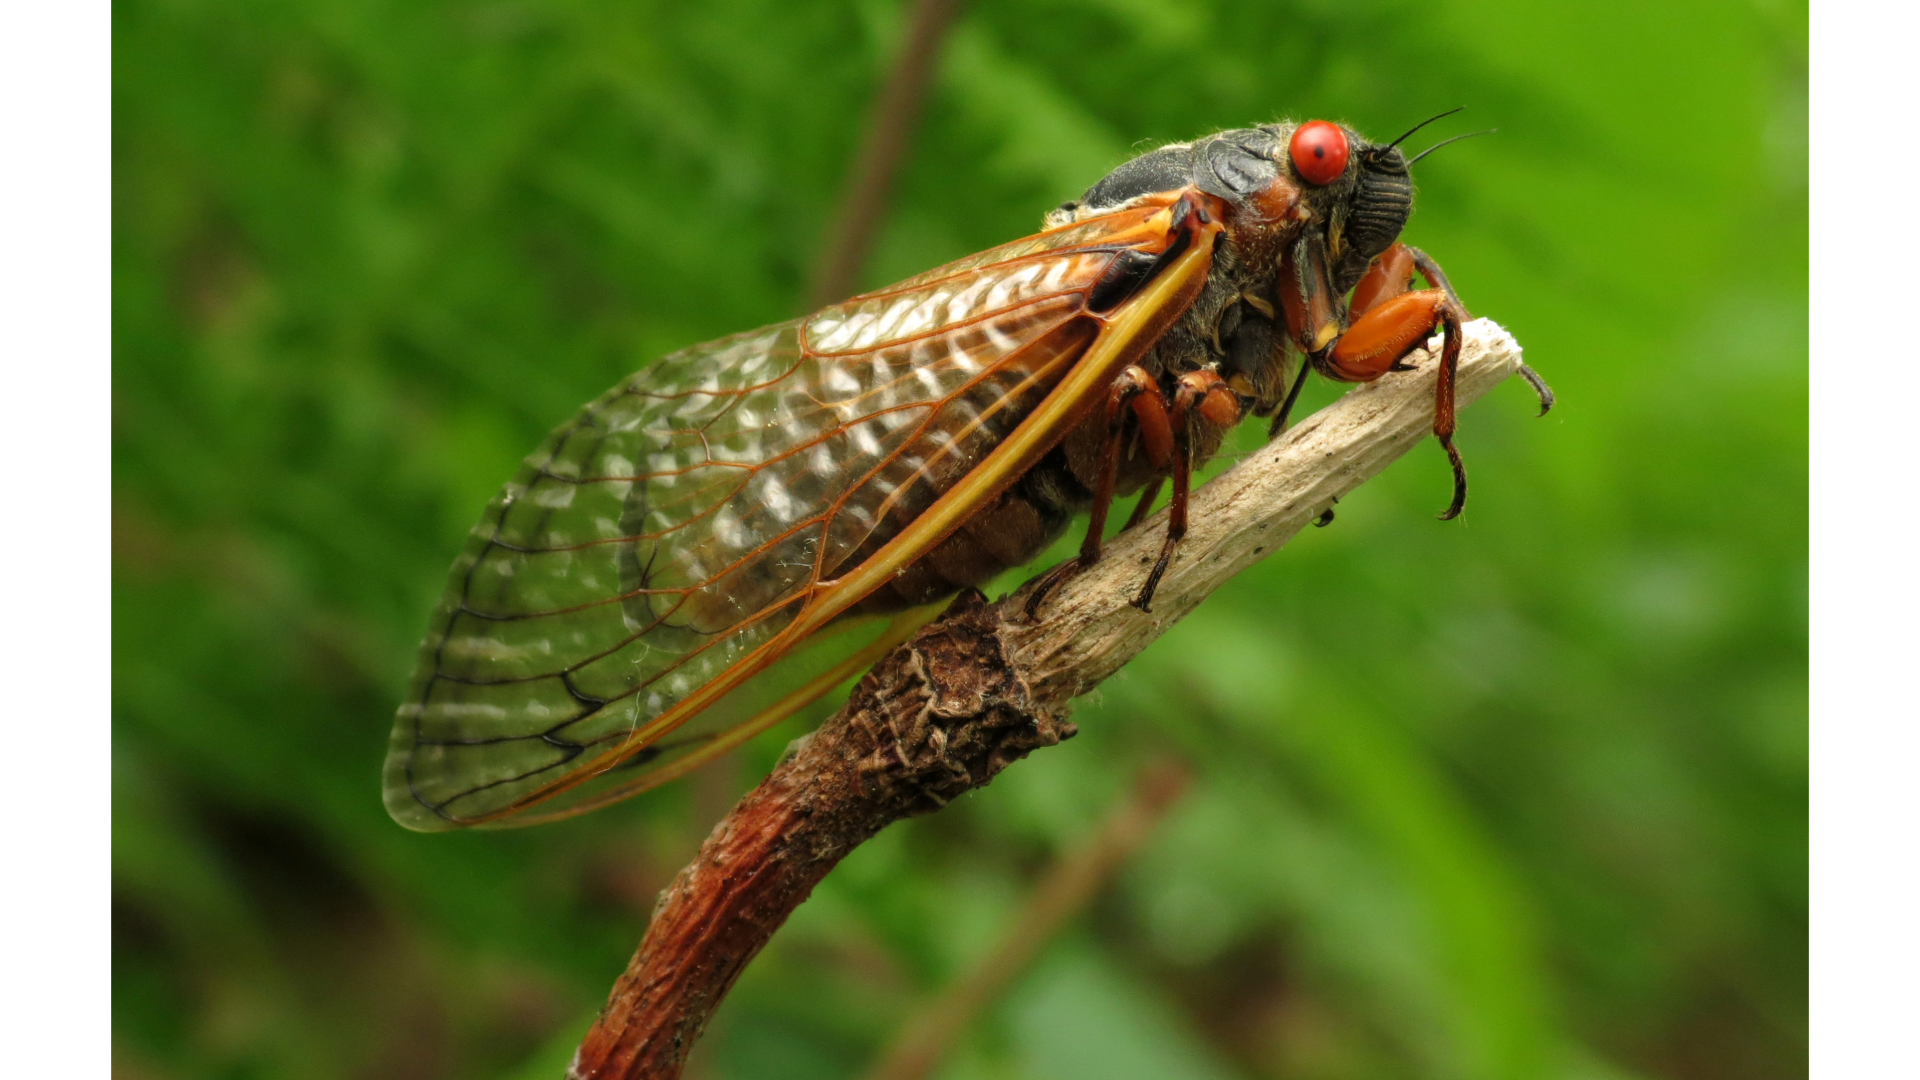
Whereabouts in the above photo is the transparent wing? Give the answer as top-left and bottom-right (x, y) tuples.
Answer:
(487, 602), (945, 828)
(384, 202), (1204, 830)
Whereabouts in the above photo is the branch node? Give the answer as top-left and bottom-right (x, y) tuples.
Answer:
(848, 590), (1075, 817)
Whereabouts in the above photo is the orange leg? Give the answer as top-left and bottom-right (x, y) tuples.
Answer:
(1279, 242), (1551, 519)
(1129, 373), (1176, 473)
(1267, 235), (1339, 440)
(1277, 240), (1471, 518)
(1322, 289), (1454, 382)
(1349, 242), (1417, 318)
(1320, 287), (1468, 518)
(1132, 370), (1236, 612)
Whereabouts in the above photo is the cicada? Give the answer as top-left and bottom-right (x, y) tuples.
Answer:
(384, 113), (1549, 830)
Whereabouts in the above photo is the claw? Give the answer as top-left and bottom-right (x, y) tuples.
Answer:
(1437, 436), (1467, 521)
(1131, 544), (1176, 613)
(1516, 362), (1555, 417)
(1023, 558), (1086, 620)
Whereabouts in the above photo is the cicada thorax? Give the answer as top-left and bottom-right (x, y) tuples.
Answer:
(1028, 127), (1325, 509)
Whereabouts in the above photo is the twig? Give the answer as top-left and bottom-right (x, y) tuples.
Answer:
(806, 0), (966, 310)
(859, 761), (1191, 1080)
(568, 588), (1076, 1080)
(567, 320), (1531, 1080)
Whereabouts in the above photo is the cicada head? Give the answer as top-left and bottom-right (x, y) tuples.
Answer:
(1288, 110), (1489, 294)
(1263, 118), (1417, 294)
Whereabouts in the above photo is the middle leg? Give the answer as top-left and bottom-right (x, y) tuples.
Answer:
(1132, 369), (1240, 612)
(1023, 364), (1171, 618)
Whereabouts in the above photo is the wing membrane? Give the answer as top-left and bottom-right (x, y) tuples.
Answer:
(487, 602), (945, 828)
(385, 197), (1219, 830)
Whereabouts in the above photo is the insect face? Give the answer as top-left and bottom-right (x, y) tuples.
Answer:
(1330, 139), (1414, 293)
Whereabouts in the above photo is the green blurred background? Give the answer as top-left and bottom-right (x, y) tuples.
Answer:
(112, 0), (1807, 1077)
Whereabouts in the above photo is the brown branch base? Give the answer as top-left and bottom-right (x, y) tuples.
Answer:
(567, 592), (1073, 1080)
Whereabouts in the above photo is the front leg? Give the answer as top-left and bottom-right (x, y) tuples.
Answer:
(1347, 241), (1420, 319)
(1285, 237), (1469, 518)
(1323, 287), (1471, 519)
(1354, 244), (1554, 415)
(1328, 286), (1459, 518)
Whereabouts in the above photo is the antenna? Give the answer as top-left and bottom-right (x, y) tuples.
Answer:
(1386, 107), (1465, 150)
(1407, 129), (1496, 166)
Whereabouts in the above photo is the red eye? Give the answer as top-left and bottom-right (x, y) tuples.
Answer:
(1289, 120), (1350, 186)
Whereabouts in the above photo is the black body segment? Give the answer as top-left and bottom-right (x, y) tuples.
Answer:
(1332, 145), (1415, 292)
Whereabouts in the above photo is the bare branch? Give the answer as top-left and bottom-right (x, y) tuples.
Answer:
(569, 592), (1075, 1080)
(567, 320), (1530, 1080)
